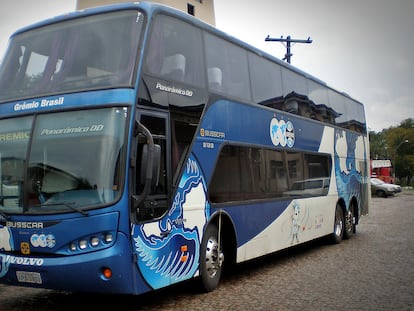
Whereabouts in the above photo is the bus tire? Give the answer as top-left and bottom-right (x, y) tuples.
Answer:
(199, 223), (223, 292)
(331, 203), (344, 244)
(343, 203), (356, 239)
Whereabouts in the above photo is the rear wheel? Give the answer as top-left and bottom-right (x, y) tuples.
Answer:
(199, 224), (224, 292)
(343, 204), (356, 239)
(331, 203), (344, 244)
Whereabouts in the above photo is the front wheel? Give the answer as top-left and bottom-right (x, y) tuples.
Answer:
(199, 224), (224, 292)
(331, 204), (344, 244)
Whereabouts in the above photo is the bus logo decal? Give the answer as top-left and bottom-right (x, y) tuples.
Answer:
(200, 128), (225, 139)
(20, 242), (30, 255)
(14, 101), (39, 111)
(30, 234), (56, 248)
(270, 117), (295, 147)
(0, 255), (44, 266)
(155, 82), (193, 97)
(13, 97), (64, 112)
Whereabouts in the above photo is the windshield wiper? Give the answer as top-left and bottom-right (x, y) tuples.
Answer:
(38, 201), (89, 216)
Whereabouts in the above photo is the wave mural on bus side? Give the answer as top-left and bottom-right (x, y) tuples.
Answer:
(131, 154), (210, 290)
(334, 128), (367, 213)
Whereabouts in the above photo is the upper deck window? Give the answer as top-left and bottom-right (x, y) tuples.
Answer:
(0, 10), (144, 103)
(204, 32), (251, 100)
(144, 14), (205, 88)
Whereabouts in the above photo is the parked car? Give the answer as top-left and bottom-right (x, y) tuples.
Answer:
(370, 177), (402, 197)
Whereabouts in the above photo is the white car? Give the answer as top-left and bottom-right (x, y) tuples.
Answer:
(370, 177), (401, 197)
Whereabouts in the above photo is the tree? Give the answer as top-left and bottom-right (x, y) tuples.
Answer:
(369, 131), (388, 159)
(382, 118), (414, 185)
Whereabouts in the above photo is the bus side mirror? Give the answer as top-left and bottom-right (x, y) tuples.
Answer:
(140, 144), (161, 186)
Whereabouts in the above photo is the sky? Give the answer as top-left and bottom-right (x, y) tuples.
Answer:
(1, 0), (413, 132)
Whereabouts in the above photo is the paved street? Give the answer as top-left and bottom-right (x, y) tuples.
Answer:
(0, 192), (413, 310)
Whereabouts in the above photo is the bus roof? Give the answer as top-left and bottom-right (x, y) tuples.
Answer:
(8, 1), (363, 108)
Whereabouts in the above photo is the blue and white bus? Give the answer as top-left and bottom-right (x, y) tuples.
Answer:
(0, 2), (369, 294)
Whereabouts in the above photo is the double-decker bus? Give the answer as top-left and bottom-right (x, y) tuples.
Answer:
(0, 2), (369, 294)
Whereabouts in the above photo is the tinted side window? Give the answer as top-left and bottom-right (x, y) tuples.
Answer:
(204, 33), (251, 101)
(144, 14), (205, 87)
(249, 53), (283, 103)
(285, 152), (331, 197)
(327, 89), (366, 133)
(345, 97), (366, 133)
(209, 145), (332, 204)
(209, 145), (285, 202)
(281, 67), (309, 97)
(328, 90), (346, 126)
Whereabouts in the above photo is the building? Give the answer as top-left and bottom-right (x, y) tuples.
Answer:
(76, 0), (216, 25)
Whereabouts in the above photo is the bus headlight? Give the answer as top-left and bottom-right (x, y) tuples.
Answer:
(90, 236), (100, 247)
(104, 233), (113, 243)
(68, 232), (116, 253)
(79, 239), (88, 250)
(69, 242), (77, 252)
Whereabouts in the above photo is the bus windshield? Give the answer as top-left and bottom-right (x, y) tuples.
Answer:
(0, 10), (144, 103)
(0, 107), (128, 214)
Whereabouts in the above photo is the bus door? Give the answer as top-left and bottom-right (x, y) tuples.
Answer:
(130, 109), (202, 290)
(132, 111), (170, 222)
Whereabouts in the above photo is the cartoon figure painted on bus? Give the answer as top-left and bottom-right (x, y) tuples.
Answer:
(282, 200), (310, 245)
(132, 154), (210, 290)
(291, 201), (300, 244)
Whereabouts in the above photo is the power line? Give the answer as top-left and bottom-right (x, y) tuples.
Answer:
(265, 35), (312, 64)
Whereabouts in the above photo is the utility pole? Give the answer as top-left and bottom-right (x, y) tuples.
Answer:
(265, 35), (312, 64)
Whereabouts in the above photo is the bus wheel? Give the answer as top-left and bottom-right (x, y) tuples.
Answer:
(199, 224), (224, 292)
(331, 203), (344, 244)
(344, 204), (356, 239)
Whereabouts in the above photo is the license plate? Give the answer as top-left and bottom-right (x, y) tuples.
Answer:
(16, 271), (42, 284)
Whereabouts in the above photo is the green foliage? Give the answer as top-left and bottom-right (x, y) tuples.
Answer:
(369, 131), (387, 159)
